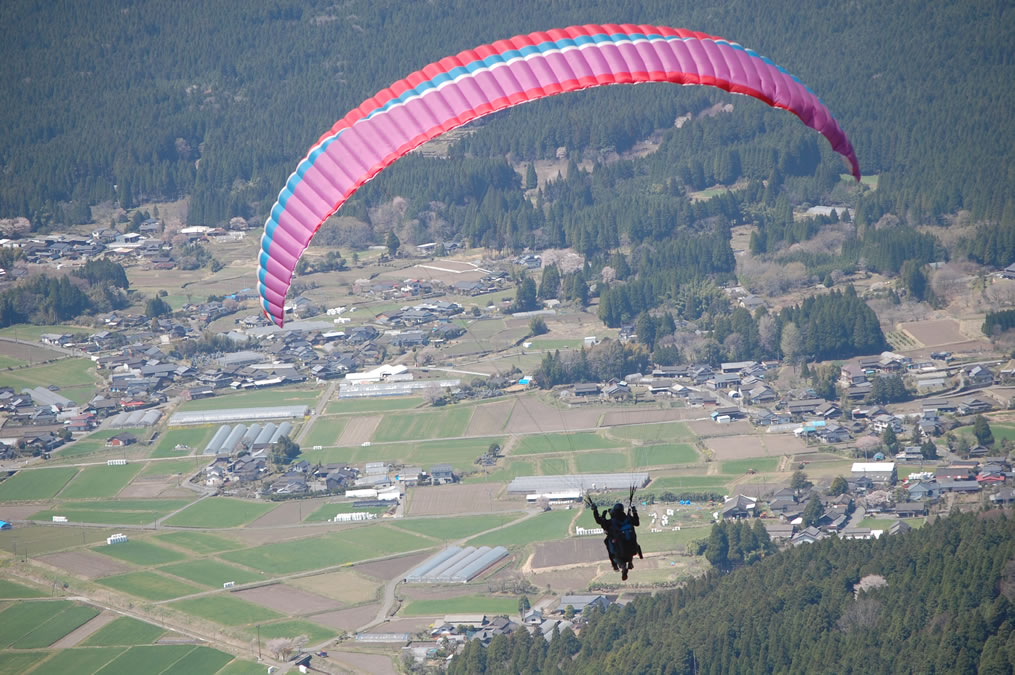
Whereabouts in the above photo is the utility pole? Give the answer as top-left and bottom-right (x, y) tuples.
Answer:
(257, 624), (262, 660)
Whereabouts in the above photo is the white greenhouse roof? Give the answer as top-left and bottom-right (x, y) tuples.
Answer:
(168, 405), (308, 426)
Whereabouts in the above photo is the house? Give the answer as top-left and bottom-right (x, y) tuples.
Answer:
(895, 447), (925, 463)
(786, 398), (826, 416)
(893, 502), (928, 518)
(573, 383), (601, 397)
(429, 464), (456, 485)
(745, 385), (777, 404)
(959, 397), (993, 415)
(557, 594), (611, 615)
(991, 487), (1015, 505)
(851, 462), (897, 486)
(816, 424), (851, 444)
(603, 382), (630, 400)
(721, 494), (757, 519)
(936, 478), (981, 493)
(966, 365), (994, 386)
(790, 526), (829, 546)
(106, 432), (137, 447)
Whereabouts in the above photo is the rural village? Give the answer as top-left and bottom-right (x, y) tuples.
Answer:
(3, 207), (1015, 672)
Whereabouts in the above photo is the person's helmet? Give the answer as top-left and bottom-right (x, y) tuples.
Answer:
(612, 503), (625, 517)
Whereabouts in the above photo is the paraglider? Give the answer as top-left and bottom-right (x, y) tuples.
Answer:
(589, 487), (642, 580)
(258, 23), (860, 327)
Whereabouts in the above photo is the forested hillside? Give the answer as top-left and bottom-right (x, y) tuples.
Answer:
(452, 511), (1015, 674)
(2, 0), (1013, 229)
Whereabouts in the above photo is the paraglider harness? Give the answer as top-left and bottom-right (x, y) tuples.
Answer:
(588, 486), (643, 580)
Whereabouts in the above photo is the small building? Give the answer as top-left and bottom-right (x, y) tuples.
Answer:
(429, 463), (456, 485)
(851, 462), (897, 486)
(106, 533), (128, 545)
(106, 433), (137, 447)
(557, 594), (611, 615)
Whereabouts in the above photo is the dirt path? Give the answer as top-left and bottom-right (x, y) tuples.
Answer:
(49, 611), (117, 648)
(294, 380), (338, 445)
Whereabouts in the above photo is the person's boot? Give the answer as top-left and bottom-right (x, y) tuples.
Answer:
(621, 568), (628, 581)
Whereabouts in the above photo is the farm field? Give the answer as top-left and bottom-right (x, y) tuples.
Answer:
(401, 594), (519, 617)
(94, 539), (187, 566)
(58, 464), (144, 499)
(324, 397), (424, 415)
(0, 579), (45, 598)
(0, 323), (95, 341)
(302, 417), (348, 448)
(304, 501), (389, 522)
(0, 467), (79, 501)
(140, 457), (204, 477)
(221, 525), (433, 575)
(513, 432), (624, 456)
(0, 600), (76, 647)
(154, 531), (242, 554)
(466, 459), (535, 484)
(163, 497), (277, 528)
(633, 443), (698, 467)
(467, 510), (572, 548)
(302, 436), (504, 472)
(30, 498), (192, 526)
(11, 604), (99, 648)
(371, 407), (474, 442)
(250, 619), (335, 644)
(170, 595), (282, 626)
(97, 571), (203, 601)
(90, 644), (204, 675)
(28, 647), (125, 675)
(176, 387), (319, 412)
(575, 451), (629, 473)
(0, 651), (60, 674)
(81, 616), (166, 646)
(0, 358), (101, 403)
(150, 426), (216, 458)
(650, 475), (733, 492)
(722, 457), (782, 474)
(0, 526), (122, 556)
(388, 513), (521, 541)
(607, 421), (696, 442)
(53, 428), (148, 461)
(161, 559), (265, 587)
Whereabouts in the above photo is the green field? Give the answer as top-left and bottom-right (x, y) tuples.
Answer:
(217, 659), (270, 675)
(608, 422), (696, 442)
(81, 616), (166, 646)
(575, 451), (630, 473)
(513, 432), (623, 455)
(304, 501), (390, 522)
(324, 396), (424, 415)
(54, 428), (149, 461)
(171, 595), (282, 626)
(161, 559), (265, 587)
(0, 525), (119, 556)
(160, 646), (235, 675)
(633, 443), (698, 468)
(150, 426), (216, 458)
(0, 578), (45, 598)
(98, 571), (203, 601)
(468, 510), (573, 548)
(0, 467), (79, 501)
(217, 659), (268, 675)
(302, 436), (503, 472)
(176, 387), (319, 412)
(650, 476), (731, 492)
(140, 458), (204, 477)
(222, 525), (433, 575)
(721, 457), (781, 474)
(372, 407), (474, 443)
(94, 539), (187, 566)
(30, 648), (125, 675)
(390, 513), (521, 541)
(163, 497), (277, 528)
(92, 644), (198, 675)
(58, 464), (144, 499)
(302, 417), (348, 448)
(539, 458), (569, 474)
(467, 459), (534, 483)
(0, 358), (100, 403)
(402, 594), (519, 616)
(154, 531), (242, 554)
(0, 600), (72, 647)
(30, 497), (192, 526)
(254, 619), (335, 644)
(0, 323), (95, 341)
(0, 651), (52, 674)
(15, 605), (100, 648)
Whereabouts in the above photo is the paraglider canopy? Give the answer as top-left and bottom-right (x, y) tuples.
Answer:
(258, 23), (860, 327)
